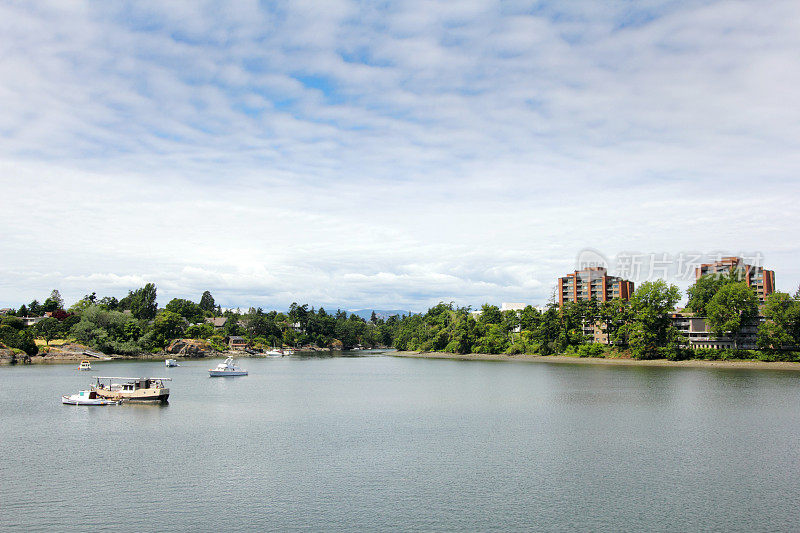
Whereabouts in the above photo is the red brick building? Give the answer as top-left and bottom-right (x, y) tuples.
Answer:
(558, 267), (634, 306)
(695, 256), (774, 302)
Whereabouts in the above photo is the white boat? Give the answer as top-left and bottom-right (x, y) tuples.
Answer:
(79, 360), (92, 371)
(92, 376), (171, 403)
(264, 349), (283, 357)
(209, 357), (248, 376)
(165, 359), (180, 367)
(62, 390), (120, 406)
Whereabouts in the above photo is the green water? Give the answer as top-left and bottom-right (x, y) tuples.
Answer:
(2, 353), (799, 531)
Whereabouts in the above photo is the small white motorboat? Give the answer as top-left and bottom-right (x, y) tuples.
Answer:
(264, 349), (283, 357)
(165, 359), (180, 367)
(62, 390), (120, 406)
(79, 360), (92, 371)
(209, 357), (248, 377)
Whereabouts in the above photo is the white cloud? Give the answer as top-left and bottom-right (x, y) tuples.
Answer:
(1, 0), (799, 310)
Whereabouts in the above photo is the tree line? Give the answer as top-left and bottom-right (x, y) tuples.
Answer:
(2, 275), (799, 360)
(0, 286), (397, 357)
(392, 276), (800, 361)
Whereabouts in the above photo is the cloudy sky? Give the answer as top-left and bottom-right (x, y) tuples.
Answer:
(1, 0), (799, 311)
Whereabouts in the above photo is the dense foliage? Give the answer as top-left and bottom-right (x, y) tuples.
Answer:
(3, 278), (800, 361)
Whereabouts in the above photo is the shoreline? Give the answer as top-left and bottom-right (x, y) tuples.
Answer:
(392, 351), (800, 371)
(1, 347), (390, 365)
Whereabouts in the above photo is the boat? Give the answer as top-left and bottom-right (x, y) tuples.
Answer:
(165, 359), (180, 367)
(264, 349), (283, 357)
(79, 360), (92, 371)
(209, 357), (248, 377)
(62, 390), (120, 406)
(91, 376), (171, 403)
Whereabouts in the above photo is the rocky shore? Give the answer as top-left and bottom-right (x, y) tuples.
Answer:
(393, 351), (800, 371)
(0, 339), (366, 365)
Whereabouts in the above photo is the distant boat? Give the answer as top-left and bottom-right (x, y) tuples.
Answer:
(264, 349), (283, 357)
(165, 359), (180, 367)
(209, 357), (248, 377)
(79, 360), (92, 371)
(62, 390), (120, 406)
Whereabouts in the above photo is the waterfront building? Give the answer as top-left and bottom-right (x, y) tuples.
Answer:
(558, 267), (634, 306)
(695, 256), (774, 302)
(671, 312), (759, 350)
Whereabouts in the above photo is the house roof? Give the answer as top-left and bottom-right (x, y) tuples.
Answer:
(205, 317), (228, 327)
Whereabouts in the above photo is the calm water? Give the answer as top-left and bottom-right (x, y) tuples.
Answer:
(2, 353), (799, 532)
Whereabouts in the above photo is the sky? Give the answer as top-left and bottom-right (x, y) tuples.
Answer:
(1, 0), (799, 312)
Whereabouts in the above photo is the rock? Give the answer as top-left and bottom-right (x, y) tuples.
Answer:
(166, 338), (211, 357)
(0, 347), (16, 364)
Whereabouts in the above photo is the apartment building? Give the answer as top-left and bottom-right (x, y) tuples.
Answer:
(558, 267), (634, 306)
(695, 256), (775, 302)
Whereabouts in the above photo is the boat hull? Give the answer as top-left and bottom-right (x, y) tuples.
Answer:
(62, 395), (119, 406)
(92, 387), (170, 403)
(209, 370), (248, 377)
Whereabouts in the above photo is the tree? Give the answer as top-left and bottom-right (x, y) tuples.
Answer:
(599, 298), (630, 345)
(129, 283), (158, 320)
(150, 311), (186, 347)
(478, 304), (502, 326)
(199, 291), (215, 313)
(686, 274), (729, 316)
(71, 293), (97, 312)
(28, 300), (42, 316)
(165, 298), (205, 324)
(33, 317), (60, 346)
(98, 296), (119, 310)
(1, 316), (25, 330)
(370, 310), (378, 324)
(758, 292), (800, 351)
(621, 280), (681, 359)
(42, 290), (64, 313)
(0, 325), (38, 356)
(706, 282), (759, 349)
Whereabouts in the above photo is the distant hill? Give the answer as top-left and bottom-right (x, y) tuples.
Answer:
(348, 309), (415, 321)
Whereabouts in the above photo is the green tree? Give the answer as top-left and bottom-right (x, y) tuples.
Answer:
(706, 282), (759, 349)
(757, 292), (800, 352)
(621, 280), (681, 359)
(165, 298), (205, 324)
(28, 300), (42, 316)
(686, 274), (729, 316)
(186, 322), (215, 339)
(98, 296), (119, 310)
(129, 283), (158, 320)
(478, 304), (502, 326)
(70, 292), (97, 312)
(42, 289), (64, 313)
(1, 316), (25, 330)
(199, 291), (215, 313)
(599, 298), (630, 345)
(33, 317), (61, 346)
(0, 325), (38, 356)
(150, 311), (186, 347)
